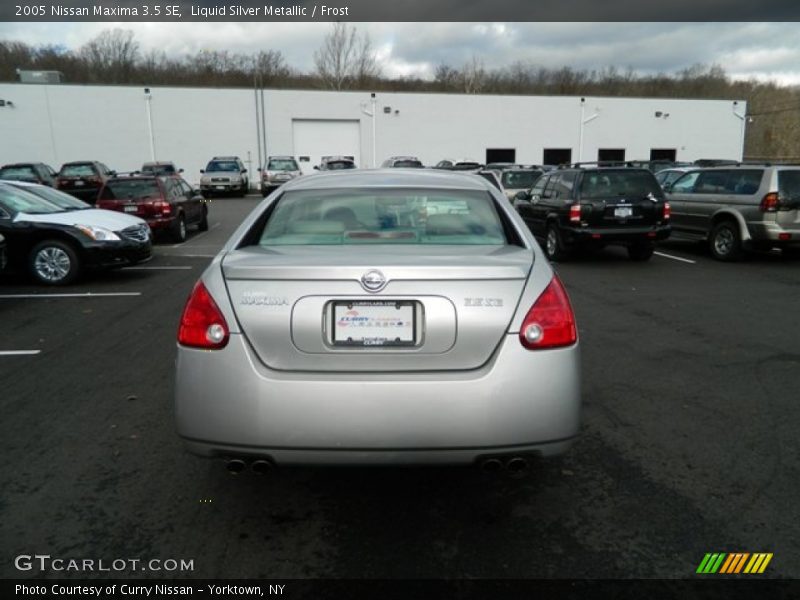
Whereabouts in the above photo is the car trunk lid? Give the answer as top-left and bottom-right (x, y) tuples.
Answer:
(222, 245), (532, 372)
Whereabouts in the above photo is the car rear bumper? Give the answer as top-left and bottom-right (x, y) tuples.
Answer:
(58, 186), (101, 202)
(747, 222), (800, 246)
(564, 224), (671, 244)
(175, 333), (581, 465)
(143, 216), (178, 231)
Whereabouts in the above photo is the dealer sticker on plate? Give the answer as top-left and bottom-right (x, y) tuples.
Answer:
(332, 300), (415, 347)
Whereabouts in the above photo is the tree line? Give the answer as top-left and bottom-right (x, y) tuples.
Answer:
(1, 26), (798, 161)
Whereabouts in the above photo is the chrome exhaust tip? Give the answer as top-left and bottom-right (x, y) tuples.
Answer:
(251, 460), (273, 475)
(480, 458), (504, 473)
(225, 459), (246, 474)
(506, 457), (530, 475)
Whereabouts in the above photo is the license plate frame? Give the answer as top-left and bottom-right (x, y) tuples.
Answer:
(123, 205), (138, 213)
(614, 205), (633, 218)
(331, 300), (416, 347)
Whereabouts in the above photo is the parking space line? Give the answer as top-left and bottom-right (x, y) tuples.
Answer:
(654, 251), (696, 264)
(0, 350), (41, 356)
(123, 266), (193, 270)
(0, 292), (142, 299)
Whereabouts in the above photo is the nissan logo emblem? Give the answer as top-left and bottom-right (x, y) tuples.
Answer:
(360, 270), (387, 292)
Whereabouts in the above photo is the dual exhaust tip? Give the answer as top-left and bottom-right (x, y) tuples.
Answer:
(225, 458), (273, 475)
(480, 456), (531, 476)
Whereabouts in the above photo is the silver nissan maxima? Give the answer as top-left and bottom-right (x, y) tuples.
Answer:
(175, 169), (580, 471)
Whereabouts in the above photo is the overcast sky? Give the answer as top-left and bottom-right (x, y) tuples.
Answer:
(2, 22), (800, 86)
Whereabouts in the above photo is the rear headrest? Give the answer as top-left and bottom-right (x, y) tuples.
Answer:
(425, 214), (473, 235)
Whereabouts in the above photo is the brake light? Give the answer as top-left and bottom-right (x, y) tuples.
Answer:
(569, 204), (581, 223)
(760, 192), (779, 212)
(519, 276), (577, 350)
(153, 200), (172, 215)
(663, 202), (671, 220)
(178, 281), (230, 349)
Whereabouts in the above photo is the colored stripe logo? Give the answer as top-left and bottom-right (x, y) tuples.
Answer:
(696, 552), (773, 574)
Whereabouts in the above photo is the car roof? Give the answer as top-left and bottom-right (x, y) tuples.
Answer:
(268, 155), (296, 160)
(1, 162), (45, 168)
(284, 168), (491, 191)
(142, 161), (175, 166)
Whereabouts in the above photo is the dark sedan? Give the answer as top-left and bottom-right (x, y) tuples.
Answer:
(0, 183), (151, 285)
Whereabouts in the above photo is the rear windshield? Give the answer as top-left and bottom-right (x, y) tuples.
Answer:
(267, 159), (299, 171)
(325, 161), (355, 170)
(778, 170), (800, 200)
(206, 161), (239, 172)
(579, 170), (662, 199)
(100, 179), (161, 200)
(142, 164), (176, 174)
(0, 166), (37, 180)
(502, 170), (543, 189)
(392, 160), (423, 168)
(259, 189), (507, 246)
(60, 164), (97, 177)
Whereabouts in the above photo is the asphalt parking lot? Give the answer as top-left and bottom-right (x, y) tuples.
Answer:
(1, 196), (798, 579)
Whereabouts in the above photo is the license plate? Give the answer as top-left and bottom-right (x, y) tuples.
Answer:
(216, 185), (226, 190)
(74, 181), (85, 187)
(614, 206), (633, 218)
(332, 300), (416, 347)
(123, 205), (138, 213)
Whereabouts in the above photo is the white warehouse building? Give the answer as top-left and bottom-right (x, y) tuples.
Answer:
(0, 83), (746, 184)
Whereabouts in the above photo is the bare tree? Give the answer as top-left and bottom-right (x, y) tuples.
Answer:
(461, 56), (486, 94)
(314, 23), (380, 90)
(79, 28), (139, 83)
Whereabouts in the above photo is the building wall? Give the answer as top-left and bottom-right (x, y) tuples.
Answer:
(0, 83), (746, 185)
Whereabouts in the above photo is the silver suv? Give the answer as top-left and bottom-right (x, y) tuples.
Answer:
(260, 156), (301, 197)
(665, 164), (800, 260)
(199, 156), (248, 197)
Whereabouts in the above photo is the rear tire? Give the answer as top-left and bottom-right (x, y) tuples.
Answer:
(29, 240), (80, 285)
(709, 220), (743, 261)
(170, 214), (187, 243)
(544, 224), (569, 262)
(628, 241), (655, 261)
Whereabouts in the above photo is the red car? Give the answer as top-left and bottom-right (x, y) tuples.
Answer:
(97, 175), (208, 243)
(56, 161), (115, 204)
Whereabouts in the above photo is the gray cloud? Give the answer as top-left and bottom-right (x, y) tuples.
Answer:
(2, 22), (799, 85)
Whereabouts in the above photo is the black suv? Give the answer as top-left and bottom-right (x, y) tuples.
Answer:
(513, 163), (671, 261)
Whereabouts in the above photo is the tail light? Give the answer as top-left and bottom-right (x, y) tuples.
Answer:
(663, 202), (671, 220)
(153, 200), (172, 215)
(760, 192), (779, 212)
(178, 281), (229, 349)
(569, 204), (581, 223)
(519, 276), (577, 350)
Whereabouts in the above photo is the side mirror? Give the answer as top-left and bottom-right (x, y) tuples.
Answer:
(178, 168), (184, 173)
(662, 183), (673, 193)
(109, 170), (117, 176)
(242, 168), (248, 173)
(313, 166), (319, 171)
(515, 191), (530, 201)
(199, 169), (205, 174)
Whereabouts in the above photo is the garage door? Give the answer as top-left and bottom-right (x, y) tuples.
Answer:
(292, 119), (361, 174)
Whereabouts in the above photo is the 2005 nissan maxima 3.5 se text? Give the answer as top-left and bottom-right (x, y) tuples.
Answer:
(174, 169), (581, 471)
